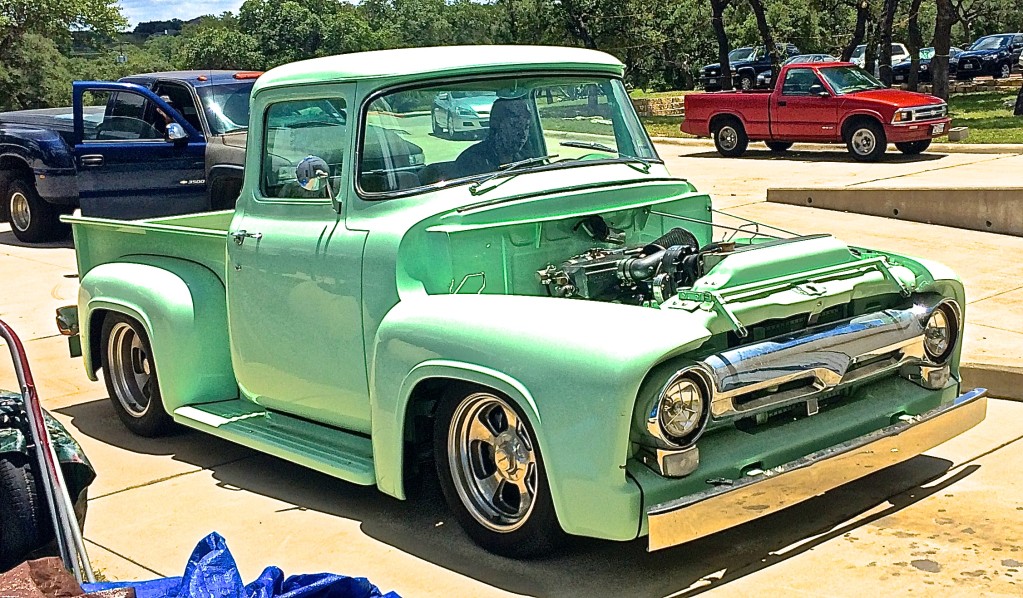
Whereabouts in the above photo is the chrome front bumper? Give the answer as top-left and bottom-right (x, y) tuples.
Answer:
(646, 387), (987, 551)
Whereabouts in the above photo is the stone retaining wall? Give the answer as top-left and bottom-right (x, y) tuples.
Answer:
(631, 96), (686, 117)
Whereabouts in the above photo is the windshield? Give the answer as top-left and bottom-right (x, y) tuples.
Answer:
(851, 45), (866, 59)
(729, 48), (755, 62)
(919, 47), (936, 60)
(970, 36), (1008, 51)
(198, 82), (254, 134)
(818, 66), (885, 94)
(358, 75), (659, 197)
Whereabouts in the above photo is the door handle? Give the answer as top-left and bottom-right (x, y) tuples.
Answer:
(230, 230), (263, 245)
(777, 101), (787, 107)
(79, 155), (104, 167)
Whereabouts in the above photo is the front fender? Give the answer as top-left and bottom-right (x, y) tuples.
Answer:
(370, 293), (711, 540)
(79, 257), (236, 412)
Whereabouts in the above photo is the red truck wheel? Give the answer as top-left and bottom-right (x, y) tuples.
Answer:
(712, 119), (749, 157)
(845, 120), (887, 162)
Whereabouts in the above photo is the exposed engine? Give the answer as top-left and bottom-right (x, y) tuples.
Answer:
(537, 226), (736, 304)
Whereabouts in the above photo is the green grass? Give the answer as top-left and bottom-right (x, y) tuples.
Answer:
(946, 91), (1023, 144)
(634, 89), (1023, 143)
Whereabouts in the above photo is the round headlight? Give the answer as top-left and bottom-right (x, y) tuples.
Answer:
(924, 301), (959, 363)
(652, 373), (708, 445)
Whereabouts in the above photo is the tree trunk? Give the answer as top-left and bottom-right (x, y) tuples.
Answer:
(932, 0), (955, 100)
(711, 0), (734, 90)
(907, 0), (923, 91)
(864, 21), (879, 74)
(1014, 84), (1023, 116)
(747, 0), (778, 78)
(877, 0), (899, 86)
(842, 0), (870, 62)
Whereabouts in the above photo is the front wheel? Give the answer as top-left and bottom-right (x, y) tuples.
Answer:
(895, 139), (931, 155)
(712, 120), (749, 157)
(434, 386), (565, 557)
(100, 314), (174, 437)
(5, 179), (63, 243)
(996, 63), (1011, 79)
(738, 75), (754, 91)
(845, 120), (887, 162)
(765, 141), (793, 152)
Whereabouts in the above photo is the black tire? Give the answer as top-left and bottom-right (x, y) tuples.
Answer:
(433, 385), (565, 558)
(765, 141), (793, 152)
(5, 178), (64, 243)
(845, 119), (887, 162)
(446, 114), (455, 140)
(100, 314), (174, 437)
(432, 115), (441, 136)
(0, 454), (50, 570)
(738, 75), (754, 91)
(712, 118), (749, 157)
(895, 139), (931, 155)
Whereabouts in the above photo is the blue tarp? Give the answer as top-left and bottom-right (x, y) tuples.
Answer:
(82, 533), (400, 598)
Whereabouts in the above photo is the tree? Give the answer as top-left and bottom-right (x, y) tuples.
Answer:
(177, 26), (264, 70)
(906, 0), (924, 90)
(0, 34), (72, 111)
(877, 0), (899, 85)
(931, 0), (955, 100)
(710, 0), (735, 90)
(842, 0), (871, 61)
(745, 0), (778, 79)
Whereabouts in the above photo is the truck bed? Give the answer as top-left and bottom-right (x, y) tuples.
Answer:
(65, 210), (233, 284)
(0, 106), (105, 137)
(682, 90), (772, 138)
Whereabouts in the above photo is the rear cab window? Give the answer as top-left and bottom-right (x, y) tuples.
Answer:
(260, 97), (348, 200)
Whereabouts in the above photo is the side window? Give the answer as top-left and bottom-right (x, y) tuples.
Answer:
(153, 83), (203, 133)
(261, 97), (348, 200)
(781, 68), (823, 96)
(83, 91), (163, 142)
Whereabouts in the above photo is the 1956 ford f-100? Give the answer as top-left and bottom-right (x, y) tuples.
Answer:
(57, 46), (986, 557)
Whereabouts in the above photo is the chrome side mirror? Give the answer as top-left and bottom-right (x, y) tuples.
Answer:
(165, 123), (188, 141)
(296, 155), (340, 212)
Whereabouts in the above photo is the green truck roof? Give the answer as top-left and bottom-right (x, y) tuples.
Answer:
(253, 45), (625, 92)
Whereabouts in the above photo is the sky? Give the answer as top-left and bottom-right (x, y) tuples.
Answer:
(119, 0), (245, 27)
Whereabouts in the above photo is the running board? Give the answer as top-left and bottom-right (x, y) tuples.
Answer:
(173, 400), (375, 486)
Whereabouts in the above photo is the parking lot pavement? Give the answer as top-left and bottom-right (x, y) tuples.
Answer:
(1, 144), (1022, 596)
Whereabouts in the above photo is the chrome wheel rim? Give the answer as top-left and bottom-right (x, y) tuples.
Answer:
(851, 128), (876, 155)
(1001, 64), (1011, 78)
(448, 393), (538, 533)
(740, 78), (752, 90)
(107, 322), (155, 417)
(718, 126), (738, 151)
(10, 191), (31, 232)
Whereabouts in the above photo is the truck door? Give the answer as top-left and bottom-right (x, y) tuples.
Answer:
(770, 68), (840, 141)
(225, 87), (373, 433)
(72, 82), (206, 219)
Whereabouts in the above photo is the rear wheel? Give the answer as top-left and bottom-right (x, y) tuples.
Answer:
(765, 141), (793, 152)
(101, 314), (174, 437)
(895, 139), (931, 155)
(5, 179), (63, 243)
(434, 386), (565, 557)
(0, 454), (49, 570)
(712, 119), (749, 157)
(845, 120), (887, 162)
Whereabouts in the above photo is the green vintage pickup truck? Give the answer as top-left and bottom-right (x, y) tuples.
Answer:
(58, 46), (986, 557)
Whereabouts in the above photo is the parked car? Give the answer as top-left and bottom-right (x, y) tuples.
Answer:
(682, 61), (951, 161)
(892, 47), (964, 83)
(956, 33), (1023, 80)
(0, 71), (262, 243)
(698, 47), (755, 91)
(699, 45), (799, 91)
(851, 43), (911, 72)
(57, 46), (986, 558)
(431, 91), (497, 139)
(758, 54), (839, 87)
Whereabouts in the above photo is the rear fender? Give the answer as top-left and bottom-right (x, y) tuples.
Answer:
(79, 257), (236, 411)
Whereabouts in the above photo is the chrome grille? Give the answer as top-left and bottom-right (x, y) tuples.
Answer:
(911, 104), (947, 121)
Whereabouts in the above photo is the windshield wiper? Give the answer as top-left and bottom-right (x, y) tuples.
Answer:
(468, 154), (558, 196)
(559, 141), (652, 173)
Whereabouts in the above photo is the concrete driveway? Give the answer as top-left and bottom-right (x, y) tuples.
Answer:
(1, 144), (1022, 597)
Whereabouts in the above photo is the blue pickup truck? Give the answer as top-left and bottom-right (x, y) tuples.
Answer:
(0, 71), (259, 242)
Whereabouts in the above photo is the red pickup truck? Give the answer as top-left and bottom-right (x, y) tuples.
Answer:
(682, 62), (952, 161)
